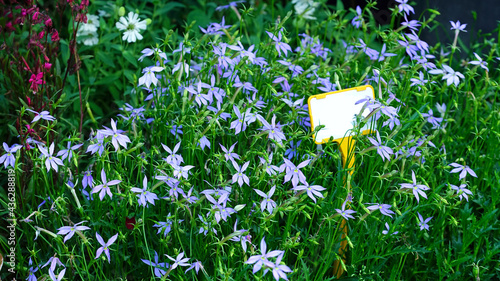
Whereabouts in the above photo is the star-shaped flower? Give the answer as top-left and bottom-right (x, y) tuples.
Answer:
(165, 252), (190, 270)
(130, 176), (159, 207)
(400, 170), (430, 203)
(91, 169), (122, 200)
(57, 221), (91, 243)
(449, 163), (477, 180)
(100, 119), (131, 151)
(292, 182), (326, 203)
(95, 232), (119, 263)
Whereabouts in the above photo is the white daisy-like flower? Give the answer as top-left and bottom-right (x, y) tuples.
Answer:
(76, 15), (100, 46)
(76, 30), (99, 46)
(115, 12), (147, 43)
(80, 15), (100, 33)
(291, 0), (319, 20)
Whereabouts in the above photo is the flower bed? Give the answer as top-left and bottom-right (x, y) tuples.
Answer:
(1, 0), (499, 280)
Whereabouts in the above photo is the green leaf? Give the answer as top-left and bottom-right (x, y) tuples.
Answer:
(7, 124), (18, 136)
(187, 9), (211, 30)
(96, 51), (115, 67)
(94, 73), (120, 85)
(122, 51), (138, 67)
(336, 0), (344, 11)
(101, 32), (120, 43)
(156, 2), (185, 14)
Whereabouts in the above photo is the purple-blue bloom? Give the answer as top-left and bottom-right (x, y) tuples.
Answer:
(198, 213), (217, 236)
(405, 32), (429, 54)
(56, 140), (83, 162)
(382, 222), (398, 235)
(259, 153), (280, 176)
(399, 170), (430, 203)
(417, 212), (432, 231)
(215, 0), (245, 11)
(469, 53), (488, 71)
(82, 170), (93, 189)
(282, 158), (310, 187)
(197, 136), (211, 150)
(57, 221), (90, 243)
(168, 182), (186, 200)
(154, 218), (173, 237)
(165, 252), (190, 270)
(171, 163), (194, 180)
(170, 124), (183, 137)
(450, 20), (467, 32)
(367, 132), (393, 162)
(100, 119), (131, 151)
(260, 115), (286, 143)
(232, 161), (250, 187)
(284, 140), (301, 160)
(95, 232), (118, 263)
(366, 203), (395, 218)
(450, 183), (473, 201)
(395, 0), (414, 15)
(351, 6), (363, 28)
(38, 143), (64, 172)
(335, 200), (356, 220)
(138, 66), (164, 88)
(410, 71), (429, 90)
(91, 169), (122, 200)
(27, 257), (38, 281)
(265, 252), (293, 281)
(230, 105), (247, 134)
(266, 30), (292, 57)
(161, 142), (184, 165)
(138, 47), (168, 62)
(422, 109), (443, 129)
(26, 109), (56, 123)
(185, 260), (204, 275)
(0, 143), (22, 168)
(87, 134), (106, 156)
(245, 237), (283, 274)
(254, 186), (277, 213)
(142, 251), (169, 278)
(378, 43), (396, 61)
(220, 142), (241, 165)
(130, 176), (159, 207)
(292, 182), (326, 203)
(229, 219), (251, 252)
(449, 163), (477, 180)
(401, 14), (420, 31)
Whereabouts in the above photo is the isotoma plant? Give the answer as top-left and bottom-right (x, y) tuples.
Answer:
(1, 0), (499, 280)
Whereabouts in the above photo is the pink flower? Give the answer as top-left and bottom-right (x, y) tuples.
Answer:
(51, 30), (60, 41)
(28, 72), (45, 92)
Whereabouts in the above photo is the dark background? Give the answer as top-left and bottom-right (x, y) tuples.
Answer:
(339, 0), (500, 52)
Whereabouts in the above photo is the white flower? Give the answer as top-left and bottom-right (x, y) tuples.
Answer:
(291, 0), (319, 20)
(76, 30), (99, 46)
(429, 65), (464, 87)
(442, 65), (464, 87)
(138, 66), (164, 88)
(77, 15), (100, 46)
(80, 15), (100, 33)
(116, 12), (147, 43)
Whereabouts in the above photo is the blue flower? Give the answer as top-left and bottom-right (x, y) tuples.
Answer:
(0, 143), (22, 168)
(130, 176), (158, 207)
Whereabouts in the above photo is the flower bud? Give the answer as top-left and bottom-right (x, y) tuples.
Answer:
(118, 7), (125, 17)
(145, 18), (152, 25)
(44, 18), (52, 27)
(51, 30), (59, 41)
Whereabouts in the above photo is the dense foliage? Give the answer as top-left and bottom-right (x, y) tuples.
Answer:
(1, 0), (499, 280)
